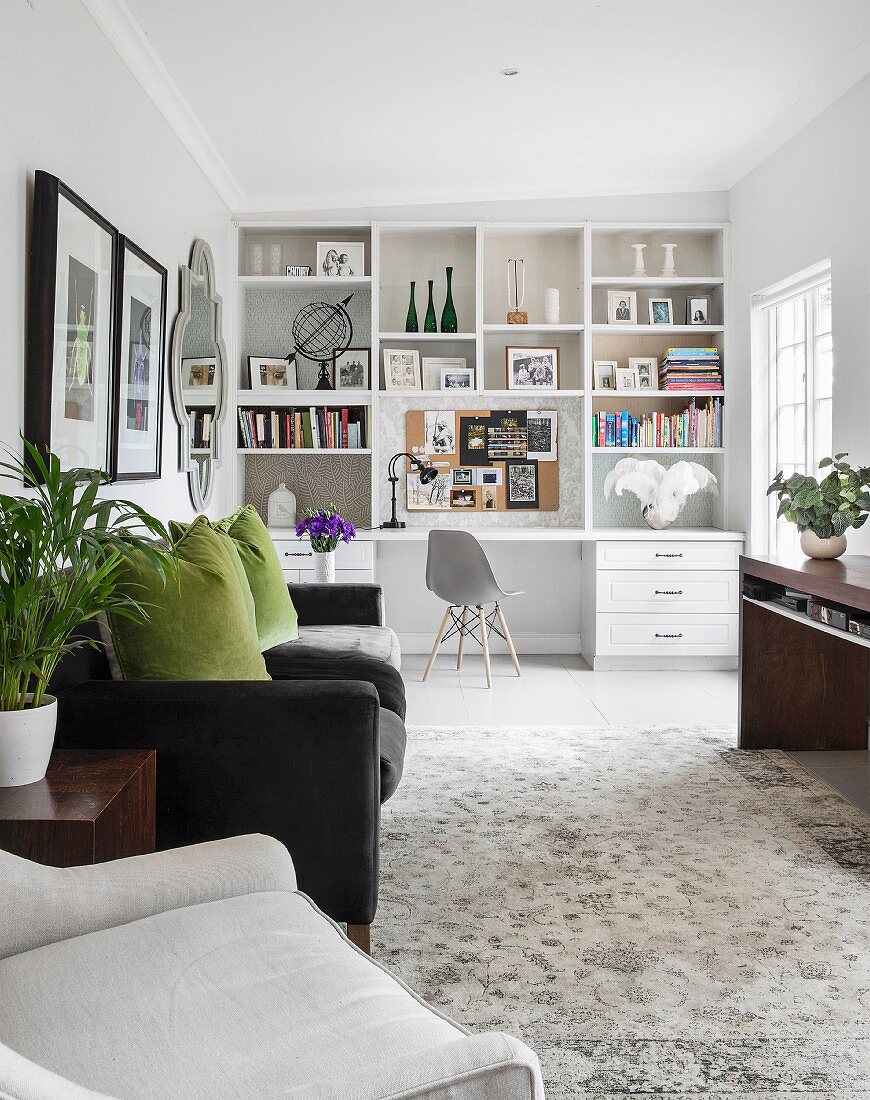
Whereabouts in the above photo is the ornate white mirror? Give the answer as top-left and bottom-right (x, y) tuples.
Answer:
(170, 239), (227, 510)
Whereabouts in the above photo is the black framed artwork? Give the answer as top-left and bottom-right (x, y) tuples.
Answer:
(26, 171), (118, 475)
(111, 237), (166, 480)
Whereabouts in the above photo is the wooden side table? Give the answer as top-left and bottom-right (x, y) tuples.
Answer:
(0, 749), (156, 866)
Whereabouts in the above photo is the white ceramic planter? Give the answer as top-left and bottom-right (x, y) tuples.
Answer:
(800, 530), (847, 559)
(313, 550), (336, 583)
(0, 695), (57, 786)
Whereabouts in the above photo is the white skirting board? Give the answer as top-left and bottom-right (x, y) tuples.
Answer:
(396, 632), (583, 655)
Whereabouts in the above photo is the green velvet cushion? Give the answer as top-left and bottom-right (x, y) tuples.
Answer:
(212, 505), (299, 650)
(168, 520), (257, 635)
(107, 516), (270, 681)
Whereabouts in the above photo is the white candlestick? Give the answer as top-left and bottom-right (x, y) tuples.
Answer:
(661, 243), (677, 278)
(630, 244), (647, 277)
(544, 287), (560, 324)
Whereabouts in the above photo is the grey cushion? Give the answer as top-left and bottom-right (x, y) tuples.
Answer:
(379, 708), (407, 800)
(0, 890), (542, 1099)
(295, 625), (401, 669)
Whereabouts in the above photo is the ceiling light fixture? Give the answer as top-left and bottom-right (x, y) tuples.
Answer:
(500, 68), (520, 77)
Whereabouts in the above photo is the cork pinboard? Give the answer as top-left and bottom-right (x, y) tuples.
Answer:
(405, 408), (559, 512)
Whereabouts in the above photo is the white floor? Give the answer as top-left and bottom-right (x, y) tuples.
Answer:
(402, 651), (739, 728)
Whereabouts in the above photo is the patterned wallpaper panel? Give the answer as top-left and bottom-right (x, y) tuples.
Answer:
(378, 394), (584, 529)
(244, 454), (371, 529)
(242, 289), (372, 391)
(591, 452), (723, 528)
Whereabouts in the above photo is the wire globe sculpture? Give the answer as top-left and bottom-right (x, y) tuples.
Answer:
(286, 293), (354, 390)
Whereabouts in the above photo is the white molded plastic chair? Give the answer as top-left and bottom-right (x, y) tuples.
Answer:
(423, 529), (523, 688)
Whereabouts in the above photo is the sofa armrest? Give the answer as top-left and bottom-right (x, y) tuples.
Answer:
(0, 833), (295, 961)
(296, 1032), (545, 1099)
(54, 678), (381, 925)
(288, 582), (384, 626)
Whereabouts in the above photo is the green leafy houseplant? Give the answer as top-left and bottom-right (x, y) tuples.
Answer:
(767, 453), (870, 538)
(0, 440), (174, 713)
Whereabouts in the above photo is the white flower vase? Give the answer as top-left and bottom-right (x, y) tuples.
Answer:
(800, 530), (847, 559)
(0, 695), (57, 786)
(313, 550), (336, 583)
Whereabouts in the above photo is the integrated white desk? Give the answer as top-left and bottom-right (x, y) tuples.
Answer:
(361, 527), (741, 542)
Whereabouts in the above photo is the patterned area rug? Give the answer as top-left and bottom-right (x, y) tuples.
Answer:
(374, 726), (870, 1097)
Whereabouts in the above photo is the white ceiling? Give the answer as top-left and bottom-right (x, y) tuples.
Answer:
(90, 0), (870, 212)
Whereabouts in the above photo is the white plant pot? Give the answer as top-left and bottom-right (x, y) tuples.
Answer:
(313, 550), (336, 583)
(0, 695), (57, 786)
(800, 530), (847, 559)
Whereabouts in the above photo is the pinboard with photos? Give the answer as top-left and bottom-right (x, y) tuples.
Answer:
(404, 409), (559, 512)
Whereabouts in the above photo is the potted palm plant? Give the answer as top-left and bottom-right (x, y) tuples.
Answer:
(0, 440), (173, 786)
(767, 453), (870, 558)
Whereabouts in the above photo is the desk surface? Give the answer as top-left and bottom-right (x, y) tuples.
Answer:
(740, 553), (870, 614)
(337, 527), (745, 543)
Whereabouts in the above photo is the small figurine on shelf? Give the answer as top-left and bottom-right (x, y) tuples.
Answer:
(507, 258), (527, 324)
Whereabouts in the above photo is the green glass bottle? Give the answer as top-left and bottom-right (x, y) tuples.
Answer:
(440, 266), (458, 333)
(424, 279), (437, 333)
(405, 281), (418, 332)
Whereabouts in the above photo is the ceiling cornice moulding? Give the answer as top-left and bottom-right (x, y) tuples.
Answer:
(79, 0), (243, 211)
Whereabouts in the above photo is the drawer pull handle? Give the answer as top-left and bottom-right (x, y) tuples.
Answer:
(655, 589), (683, 596)
(284, 551), (313, 558)
(655, 632), (684, 639)
(655, 552), (683, 558)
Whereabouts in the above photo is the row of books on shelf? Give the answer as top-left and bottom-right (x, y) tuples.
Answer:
(592, 397), (724, 449)
(187, 409), (213, 449)
(237, 406), (368, 450)
(659, 348), (723, 391)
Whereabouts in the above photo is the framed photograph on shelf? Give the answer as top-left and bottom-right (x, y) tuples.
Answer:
(607, 290), (637, 325)
(506, 460), (539, 509)
(649, 298), (673, 325)
(248, 356), (295, 390)
(422, 356), (467, 390)
(687, 295), (711, 324)
(450, 487), (478, 509)
(111, 236), (166, 481)
(505, 345), (559, 390)
(26, 171), (118, 475)
(527, 410), (557, 461)
(316, 242), (364, 277)
(333, 347), (370, 390)
(629, 357), (658, 390)
(383, 349), (421, 391)
(593, 361), (617, 390)
(615, 366), (639, 390)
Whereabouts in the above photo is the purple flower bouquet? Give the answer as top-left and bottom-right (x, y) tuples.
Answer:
(295, 506), (356, 553)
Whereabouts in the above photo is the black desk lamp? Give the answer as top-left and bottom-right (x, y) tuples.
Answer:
(382, 452), (437, 529)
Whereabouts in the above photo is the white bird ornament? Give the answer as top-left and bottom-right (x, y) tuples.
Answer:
(603, 458), (718, 530)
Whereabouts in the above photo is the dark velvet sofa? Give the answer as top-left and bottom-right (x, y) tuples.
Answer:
(50, 583), (406, 946)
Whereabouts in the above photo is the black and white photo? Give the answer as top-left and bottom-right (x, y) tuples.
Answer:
(383, 348), (421, 390)
(526, 410), (557, 461)
(615, 366), (639, 390)
(407, 470), (450, 510)
(593, 361), (617, 389)
(506, 346), (559, 390)
(687, 295), (711, 325)
(506, 460), (539, 509)
(629, 357), (657, 390)
(440, 366), (474, 390)
(424, 410), (456, 454)
(607, 290), (638, 325)
(333, 347), (370, 390)
(316, 241), (364, 277)
(422, 356), (468, 390)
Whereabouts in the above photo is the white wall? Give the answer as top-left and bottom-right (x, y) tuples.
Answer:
(729, 72), (870, 552)
(1, 0), (232, 521)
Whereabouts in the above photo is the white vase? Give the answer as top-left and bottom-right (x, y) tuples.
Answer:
(0, 695), (57, 787)
(800, 529), (847, 559)
(543, 287), (560, 324)
(630, 243), (647, 277)
(661, 243), (677, 277)
(313, 550), (336, 582)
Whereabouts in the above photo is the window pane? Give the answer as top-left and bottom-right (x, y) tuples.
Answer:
(816, 332), (833, 399)
(815, 397), (832, 466)
(817, 283), (832, 334)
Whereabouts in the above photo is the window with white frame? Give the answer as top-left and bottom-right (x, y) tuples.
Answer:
(754, 265), (833, 556)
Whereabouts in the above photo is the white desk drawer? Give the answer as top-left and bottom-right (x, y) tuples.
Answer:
(596, 570), (739, 614)
(597, 540), (741, 571)
(295, 569), (373, 585)
(596, 613), (739, 656)
(272, 538), (373, 570)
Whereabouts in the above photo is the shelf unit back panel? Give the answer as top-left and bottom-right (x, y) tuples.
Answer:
(590, 451), (725, 529)
(378, 226), (476, 335)
(243, 451), (372, 529)
(379, 335), (477, 391)
(590, 227), (724, 278)
(239, 226), (372, 277)
(591, 283), (724, 326)
(483, 330), (582, 392)
(591, 329), (725, 382)
(482, 227), (584, 326)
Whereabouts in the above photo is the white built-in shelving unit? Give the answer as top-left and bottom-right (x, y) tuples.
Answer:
(230, 219), (730, 533)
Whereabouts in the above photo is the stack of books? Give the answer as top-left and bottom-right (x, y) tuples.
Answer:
(592, 397), (724, 449)
(187, 409), (212, 450)
(658, 348), (723, 391)
(237, 406), (368, 450)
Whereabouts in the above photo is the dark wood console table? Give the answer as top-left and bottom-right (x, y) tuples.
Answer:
(739, 554), (870, 750)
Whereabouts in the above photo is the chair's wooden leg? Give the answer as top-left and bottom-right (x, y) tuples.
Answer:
(497, 603), (522, 677)
(346, 923), (371, 955)
(456, 606), (469, 669)
(478, 606), (492, 688)
(423, 607), (452, 681)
